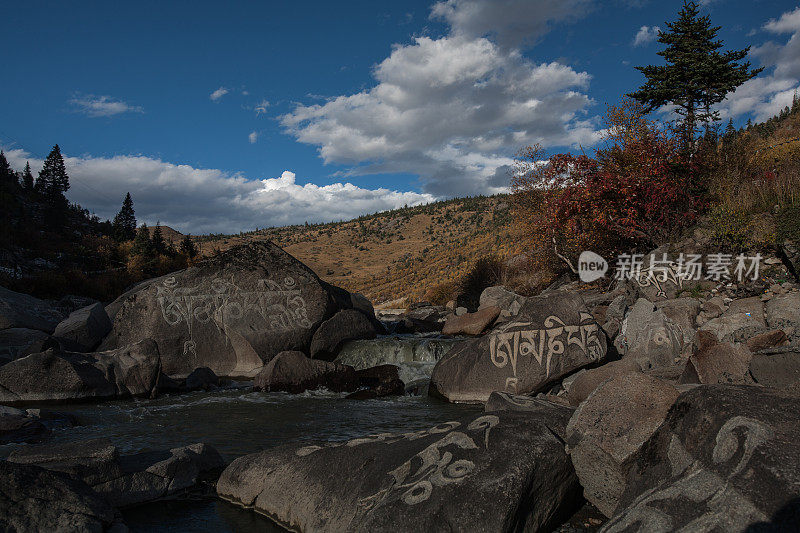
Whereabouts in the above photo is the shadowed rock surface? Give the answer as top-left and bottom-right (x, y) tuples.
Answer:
(310, 309), (379, 361)
(253, 350), (358, 394)
(53, 303), (113, 352)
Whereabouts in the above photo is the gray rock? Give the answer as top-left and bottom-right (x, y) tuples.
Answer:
(442, 306), (500, 336)
(566, 359), (640, 406)
(430, 292), (607, 403)
(565, 372), (680, 517)
(484, 391), (574, 439)
(253, 350), (358, 394)
(479, 285), (527, 322)
(655, 298), (700, 354)
(347, 365), (404, 399)
(310, 309), (378, 361)
(602, 385), (800, 532)
(749, 348), (800, 389)
(616, 298), (683, 372)
(217, 411), (582, 532)
(100, 242), (356, 377)
(8, 439), (224, 508)
(53, 303), (112, 352)
(0, 339), (161, 404)
(699, 296), (767, 343)
(0, 328), (50, 361)
(766, 292), (800, 342)
(185, 366), (219, 391)
(0, 461), (120, 532)
(0, 285), (64, 333)
(679, 340), (753, 385)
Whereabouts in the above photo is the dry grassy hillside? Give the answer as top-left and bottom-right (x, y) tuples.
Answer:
(196, 195), (518, 305)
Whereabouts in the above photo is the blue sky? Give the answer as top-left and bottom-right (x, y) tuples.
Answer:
(2, 0), (799, 233)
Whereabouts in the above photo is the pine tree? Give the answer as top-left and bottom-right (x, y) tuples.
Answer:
(179, 234), (198, 259)
(112, 193), (137, 241)
(37, 144), (70, 202)
(628, 2), (762, 149)
(792, 91), (799, 114)
(131, 224), (153, 256)
(151, 221), (166, 254)
(21, 162), (34, 191)
(0, 151), (16, 189)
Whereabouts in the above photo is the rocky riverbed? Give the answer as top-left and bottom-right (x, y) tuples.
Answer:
(2, 240), (800, 532)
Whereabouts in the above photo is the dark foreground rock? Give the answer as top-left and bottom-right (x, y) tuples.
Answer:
(0, 407), (49, 444)
(53, 302), (113, 352)
(748, 347), (800, 390)
(0, 339), (161, 404)
(8, 438), (224, 508)
(253, 350), (358, 394)
(602, 385), (800, 532)
(99, 242), (361, 377)
(346, 365), (405, 399)
(0, 327), (50, 362)
(218, 411), (582, 532)
(0, 460), (121, 532)
(430, 291), (607, 403)
(185, 366), (219, 391)
(484, 392), (574, 439)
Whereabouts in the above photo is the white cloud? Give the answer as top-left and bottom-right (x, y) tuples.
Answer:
(2, 147), (435, 234)
(209, 87), (230, 101)
(719, 6), (800, 121)
(282, 1), (599, 197)
(254, 99), (270, 114)
(248, 131), (259, 144)
(69, 94), (143, 117)
(430, 0), (593, 48)
(632, 25), (660, 47)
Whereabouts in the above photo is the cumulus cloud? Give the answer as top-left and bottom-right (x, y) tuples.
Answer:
(209, 87), (230, 101)
(69, 94), (143, 117)
(430, 0), (593, 48)
(248, 131), (259, 144)
(632, 25), (660, 47)
(719, 6), (800, 121)
(2, 148), (435, 234)
(282, 0), (599, 197)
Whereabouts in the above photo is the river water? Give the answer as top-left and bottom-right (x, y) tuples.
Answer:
(1, 336), (481, 532)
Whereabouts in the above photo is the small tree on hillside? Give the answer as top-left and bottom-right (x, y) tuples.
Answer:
(179, 234), (198, 259)
(21, 162), (34, 191)
(0, 151), (16, 189)
(628, 1), (761, 150)
(112, 193), (137, 241)
(131, 224), (153, 256)
(36, 144), (70, 203)
(151, 221), (166, 254)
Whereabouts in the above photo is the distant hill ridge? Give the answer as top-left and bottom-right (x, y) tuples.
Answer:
(196, 195), (516, 305)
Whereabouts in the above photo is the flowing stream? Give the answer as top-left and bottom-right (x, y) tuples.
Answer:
(1, 335), (478, 532)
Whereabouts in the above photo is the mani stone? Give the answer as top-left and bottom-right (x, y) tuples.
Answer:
(217, 411), (582, 532)
(99, 241), (359, 378)
(429, 291), (607, 403)
(616, 298), (684, 372)
(602, 385), (800, 532)
(565, 372), (680, 517)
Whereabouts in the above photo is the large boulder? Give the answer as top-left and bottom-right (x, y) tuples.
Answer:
(0, 461), (120, 532)
(0, 328), (50, 362)
(566, 359), (640, 406)
(602, 385), (800, 532)
(0, 285), (64, 333)
(565, 372), (680, 517)
(99, 242), (356, 377)
(430, 292), (607, 403)
(185, 366), (219, 391)
(479, 286), (528, 322)
(53, 303), (112, 352)
(253, 350), (358, 394)
(217, 412), (582, 532)
(8, 438), (224, 508)
(310, 309), (379, 361)
(0, 339), (161, 404)
(442, 306), (500, 336)
(616, 298), (683, 372)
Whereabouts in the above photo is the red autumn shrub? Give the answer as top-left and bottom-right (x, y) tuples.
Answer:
(512, 99), (706, 268)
